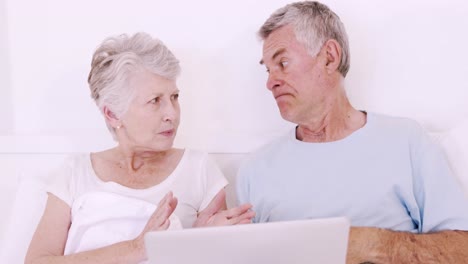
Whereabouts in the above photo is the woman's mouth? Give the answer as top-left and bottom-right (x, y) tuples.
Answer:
(159, 129), (175, 137)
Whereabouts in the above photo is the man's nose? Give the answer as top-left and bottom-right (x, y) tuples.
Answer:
(266, 70), (284, 91)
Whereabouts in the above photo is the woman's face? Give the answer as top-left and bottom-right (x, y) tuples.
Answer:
(117, 70), (180, 152)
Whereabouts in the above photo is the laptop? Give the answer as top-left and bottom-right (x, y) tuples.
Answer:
(144, 217), (350, 264)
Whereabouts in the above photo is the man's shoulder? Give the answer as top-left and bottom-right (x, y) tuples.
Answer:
(370, 112), (420, 129)
(368, 112), (424, 137)
(239, 130), (292, 173)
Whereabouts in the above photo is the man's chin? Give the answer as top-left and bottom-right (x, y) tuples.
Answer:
(278, 108), (297, 123)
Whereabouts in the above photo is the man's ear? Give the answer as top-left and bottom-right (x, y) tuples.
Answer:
(323, 39), (342, 74)
(103, 106), (121, 129)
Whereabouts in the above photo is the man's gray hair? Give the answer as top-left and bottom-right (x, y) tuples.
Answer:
(88, 32), (180, 138)
(259, 1), (350, 77)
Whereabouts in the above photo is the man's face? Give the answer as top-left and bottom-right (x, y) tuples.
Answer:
(261, 25), (328, 124)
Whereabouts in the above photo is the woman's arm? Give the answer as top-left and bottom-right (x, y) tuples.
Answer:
(25, 192), (177, 264)
(193, 189), (255, 227)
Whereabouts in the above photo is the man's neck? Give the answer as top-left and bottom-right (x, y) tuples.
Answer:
(296, 93), (366, 143)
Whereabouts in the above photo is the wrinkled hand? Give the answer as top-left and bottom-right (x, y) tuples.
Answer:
(193, 190), (255, 227)
(135, 191), (178, 246)
(201, 204), (255, 226)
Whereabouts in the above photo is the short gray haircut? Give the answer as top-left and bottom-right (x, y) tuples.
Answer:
(88, 32), (181, 138)
(259, 1), (350, 77)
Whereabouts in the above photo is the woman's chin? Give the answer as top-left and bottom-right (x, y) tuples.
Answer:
(120, 139), (175, 154)
(150, 140), (176, 152)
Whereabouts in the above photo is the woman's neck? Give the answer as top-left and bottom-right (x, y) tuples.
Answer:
(112, 146), (174, 173)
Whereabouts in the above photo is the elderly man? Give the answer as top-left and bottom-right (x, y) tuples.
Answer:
(237, 1), (468, 263)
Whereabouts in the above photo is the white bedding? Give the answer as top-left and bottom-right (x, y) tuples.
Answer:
(64, 191), (182, 255)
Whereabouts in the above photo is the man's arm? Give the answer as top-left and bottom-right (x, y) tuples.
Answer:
(347, 227), (468, 263)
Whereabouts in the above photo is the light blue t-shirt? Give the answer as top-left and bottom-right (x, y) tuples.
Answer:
(237, 113), (468, 233)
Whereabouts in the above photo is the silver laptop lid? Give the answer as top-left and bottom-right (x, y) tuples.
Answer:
(144, 217), (350, 264)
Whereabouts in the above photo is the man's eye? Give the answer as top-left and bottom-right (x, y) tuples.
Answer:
(280, 61), (288, 67)
(172, 94), (179, 100)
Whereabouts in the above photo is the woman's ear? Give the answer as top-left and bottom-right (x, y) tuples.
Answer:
(323, 39), (342, 74)
(103, 106), (122, 129)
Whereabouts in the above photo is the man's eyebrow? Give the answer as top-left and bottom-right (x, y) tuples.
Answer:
(259, 48), (286, 65)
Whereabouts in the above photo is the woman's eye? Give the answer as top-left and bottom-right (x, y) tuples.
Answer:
(172, 94), (179, 100)
(280, 61), (288, 68)
(150, 97), (160, 104)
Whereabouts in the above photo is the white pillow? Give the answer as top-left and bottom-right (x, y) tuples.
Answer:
(438, 118), (468, 197)
(0, 178), (48, 263)
(0, 154), (65, 263)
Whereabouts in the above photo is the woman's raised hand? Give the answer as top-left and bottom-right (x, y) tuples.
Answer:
(133, 191), (178, 256)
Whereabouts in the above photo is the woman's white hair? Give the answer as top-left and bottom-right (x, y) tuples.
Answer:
(259, 1), (350, 77)
(88, 32), (180, 139)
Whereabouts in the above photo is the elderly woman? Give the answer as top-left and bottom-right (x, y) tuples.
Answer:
(25, 32), (254, 264)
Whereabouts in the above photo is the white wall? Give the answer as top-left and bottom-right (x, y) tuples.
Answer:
(2, 0), (468, 153)
(0, 0), (13, 134)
